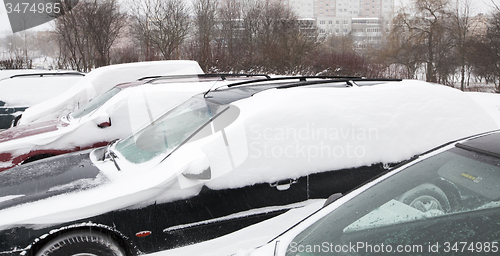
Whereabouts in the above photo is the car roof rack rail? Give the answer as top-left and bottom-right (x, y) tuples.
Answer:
(6, 72), (85, 79)
(275, 77), (402, 89)
(224, 76), (400, 88)
(138, 73), (271, 83)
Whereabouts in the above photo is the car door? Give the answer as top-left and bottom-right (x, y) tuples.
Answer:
(154, 104), (308, 250)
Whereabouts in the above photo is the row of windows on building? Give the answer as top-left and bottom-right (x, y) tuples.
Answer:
(319, 20), (350, 24)
(319, 28), (384, 34)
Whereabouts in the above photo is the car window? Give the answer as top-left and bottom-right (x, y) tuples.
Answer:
(114, 97), (225, 164)
(286, 148), (500, 255)
(70, 87), (122, 119)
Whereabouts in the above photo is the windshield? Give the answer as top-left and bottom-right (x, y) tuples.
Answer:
(286, 147), (500, 255)
(114, 96), (224, 164)
(70, 87), (122, 119)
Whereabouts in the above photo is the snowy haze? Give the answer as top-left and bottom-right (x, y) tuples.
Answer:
(0, 0), (497, 36)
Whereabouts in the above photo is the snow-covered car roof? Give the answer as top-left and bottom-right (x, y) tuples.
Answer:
(111, 79), (497, 189)
(0, 69), (77, 80)
(18, 60), (204, 125)
(0, 72), (85, 106)
(0, 72), (85, 130)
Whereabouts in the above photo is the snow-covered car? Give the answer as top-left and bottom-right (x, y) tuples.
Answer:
(250, 130), (500, 256)
(0, 78), (497, 255)
(0, 72), (85, 130)
(17, 60), (204, 125)
(0, 74), (268, 172)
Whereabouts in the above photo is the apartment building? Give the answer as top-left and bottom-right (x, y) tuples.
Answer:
(288, 0), (394, 48)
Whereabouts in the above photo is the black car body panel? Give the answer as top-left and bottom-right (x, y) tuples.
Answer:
(0, 149), (388, 254)
(0, 100), (26, 130)
(0, 150), (102, 211)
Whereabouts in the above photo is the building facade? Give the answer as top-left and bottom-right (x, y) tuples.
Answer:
(287, 0), (394, 49)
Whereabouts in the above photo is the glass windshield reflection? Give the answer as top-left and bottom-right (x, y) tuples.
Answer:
(114, 97), (223, 164)
(286, 148), (500, 256)
(70, 87), (122, 119)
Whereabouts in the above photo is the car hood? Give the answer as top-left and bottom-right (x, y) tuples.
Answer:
(0, 119), (68, 143)
(0, 149), (104, 211)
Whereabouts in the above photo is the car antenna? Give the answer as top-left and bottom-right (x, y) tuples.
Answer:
(204, 76), (226, 98)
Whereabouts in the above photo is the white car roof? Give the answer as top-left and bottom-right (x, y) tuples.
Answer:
(0, 73), (84, 106)
(19, 60), (204, 124)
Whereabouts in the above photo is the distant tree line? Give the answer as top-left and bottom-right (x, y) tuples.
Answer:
(2, 0), (500, 92)
(379, 0), (500, 92)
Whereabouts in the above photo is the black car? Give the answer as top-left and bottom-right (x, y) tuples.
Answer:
(252, 130), (500, 256)
(0, 77), (495, 255)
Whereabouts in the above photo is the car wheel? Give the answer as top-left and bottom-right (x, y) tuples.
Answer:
(397, 183), (451, 214)
(36, 231), (126, 256)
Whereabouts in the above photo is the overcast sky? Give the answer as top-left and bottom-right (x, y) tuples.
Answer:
(0, 0), (498, 36)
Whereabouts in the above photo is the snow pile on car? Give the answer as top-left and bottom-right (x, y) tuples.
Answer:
(19, 60), (204, 125)
(178, 80), (499, 190)
(0, 79), (497, 231)
(1, 75), (83, 106)
(466, 92), (500, 127)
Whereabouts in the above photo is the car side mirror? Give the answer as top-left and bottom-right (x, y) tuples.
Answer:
(323, 193), (343, 207)
(182, 156), (211, 180)
(95, 113), (112, 128)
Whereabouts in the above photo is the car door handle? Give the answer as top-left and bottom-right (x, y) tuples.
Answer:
(270, 179), (298, 191)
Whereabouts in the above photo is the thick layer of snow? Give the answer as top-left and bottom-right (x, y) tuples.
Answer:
(0, 75), (83, 106)
(19, 60), (204, 124)
(466, 92), (500, 127)
(0, 80), (497, 252)
(0, 69), (66, 81)
(183, 80), (498, 190)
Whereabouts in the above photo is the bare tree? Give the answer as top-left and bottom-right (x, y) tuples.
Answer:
(472, 9), (500, 92)
(192, 0), (218, 71)
(129, 0), (191, 60)
(214, 0), (243, 71)
(383, 14), (425, 79)
(396, 0), (452, 82)
(447, 0), (475, 90)
(55, 0), (125, 71)
(84, 0), (126, 67)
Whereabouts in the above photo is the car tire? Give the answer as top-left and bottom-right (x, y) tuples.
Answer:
(35, 231), (126, 256)
(397, 183), (451, 213)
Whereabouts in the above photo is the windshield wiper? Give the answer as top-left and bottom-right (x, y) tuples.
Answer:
(108, 149), (121, 171)
(105, 139), (121, 171)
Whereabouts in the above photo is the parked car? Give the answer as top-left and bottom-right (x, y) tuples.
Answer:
(17, 60), (204, 125)
(249, 130), (500, 256)
(0, 72), (85, 130)
(0, 78), (496, 255)
(0, 74), (269, 172)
